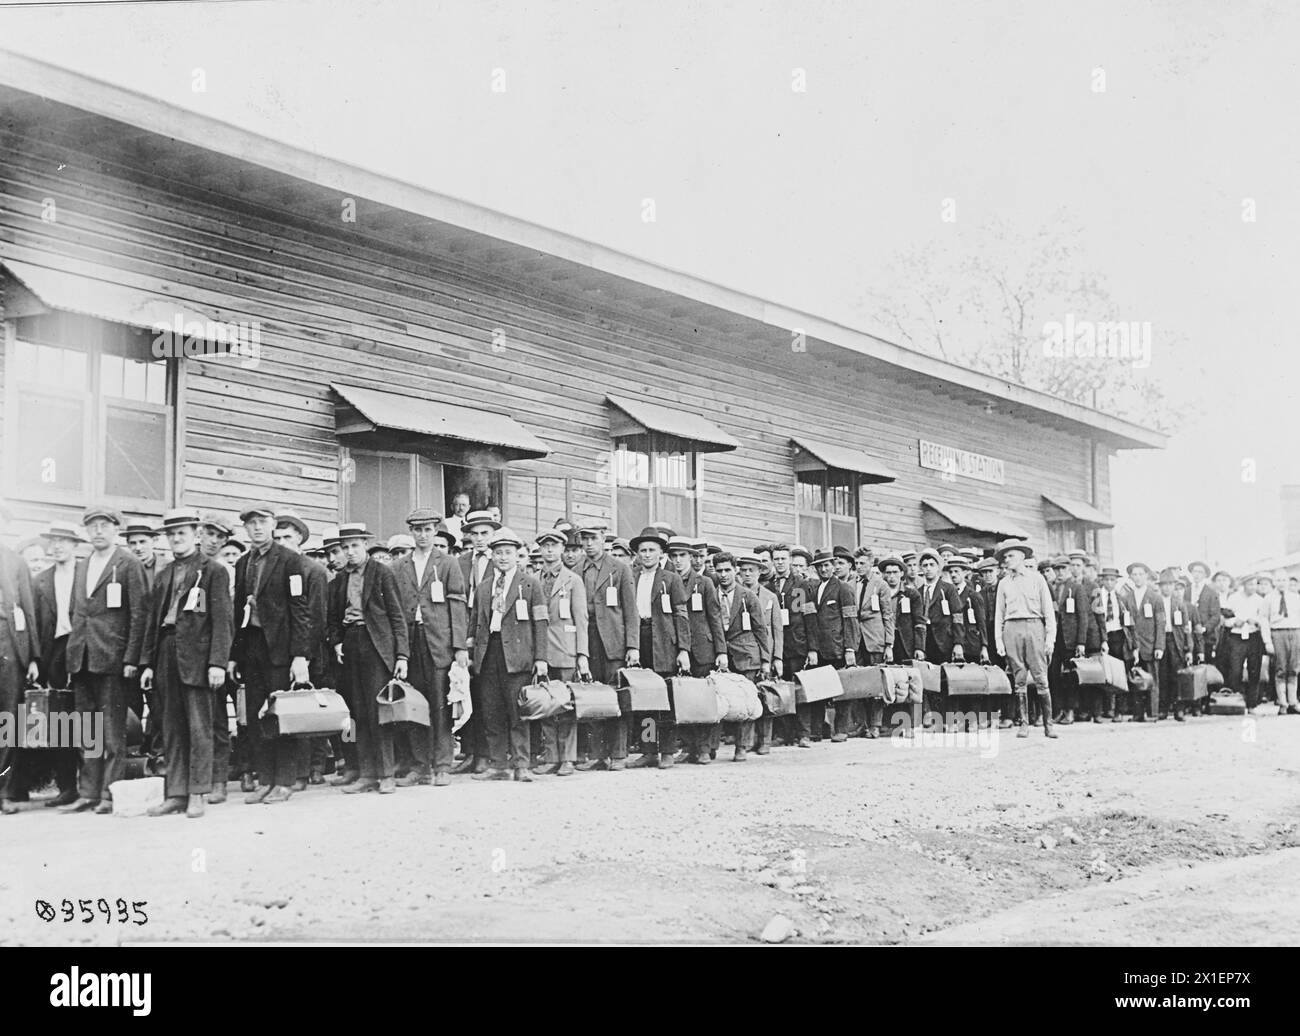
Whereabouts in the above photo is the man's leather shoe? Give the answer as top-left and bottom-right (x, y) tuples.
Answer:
(244, 785), (271, 804)
(396, 773), (432, 787)
(830, 733), (848, 743)
(513, 769), (533, 783)
(0, 800), (20, 815)
(471, 769), (511, 782)
(796, 737), (812, 748)
(575, 759), (608, 772)
(627, 754), (659, 768)
(206, 788), (227, 805)
(329, 770), (360, 787)
(148, 797), (186, 817)
(695, 754), (711, 764)
(553, 761), (575, 776)
(378, 778), (396, 794)
(733, 747), (747, 762)
(433, 772), (451, 787)
(609, 758), (627, 771)
(263, 785), (294, 804)
(450, 756), (477, 775)
(472, 758), (489, 774)
(341, 779), (380, 794)
(657, 754), (675, 768)
(530, 764), (551, 777)
(291, 778), (308, 792)
(1016, 725), (1029, 738)
(92, 801), (113, 815)
(309, 769), (325, 785)
(58, 797), (97, 814)
(186, 795), (206, 818)
(47, 788), (79, 808)
(240, 775), (257, 793)
(754, 745), (771, 755)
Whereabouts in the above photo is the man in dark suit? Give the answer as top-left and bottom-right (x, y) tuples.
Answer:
(768, 544), (814, 747)
(945, 556), (990, 728)
(451, 509), (499, 775)
(625, 527), (690, 768)
(803, 548), (858, 743)
(915, 549), (965, 714)
(1048, 555), (1090, 724)
(1186, 561), (1222, 670)
(123, 520), (165, 764)
(328, 523), (410, 794)
(1156, 568), (1197, 721)
(1119, 561), (1164, 721)
(139, 509), (234, 818)
(61, 508), (146, 814)
(0, 501), (42, 815)
(229, 503), (312, 804)
(667, 537), (727, 763)
(713, 552), (770, 762)
(392, 508), (469, 787)
(576, 519), (638, 771)
(30, 520), (85, 808)
(468, 528), (548, 782)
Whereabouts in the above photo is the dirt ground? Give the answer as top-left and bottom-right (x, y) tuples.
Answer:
(4, 705), (1300, 946)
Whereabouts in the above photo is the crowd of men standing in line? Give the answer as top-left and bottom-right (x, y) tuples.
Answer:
(1, 499), (1296, 820)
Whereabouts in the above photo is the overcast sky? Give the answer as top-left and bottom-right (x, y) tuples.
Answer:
(3, 0), (1296, 571)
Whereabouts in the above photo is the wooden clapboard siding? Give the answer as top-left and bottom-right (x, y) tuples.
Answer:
(0, 124), (1111, 556)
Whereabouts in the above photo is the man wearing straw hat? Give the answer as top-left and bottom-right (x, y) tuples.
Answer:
(452, 509), (501, 775)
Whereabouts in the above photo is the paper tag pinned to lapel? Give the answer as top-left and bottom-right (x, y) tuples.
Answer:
(900, 597), (911, 614)
(515, 597), (529, 621)
(660, 592), (672, 615)
(12, 606), (26, 632)
(871, 593), (880, 612)
(967, 607), (976, 624)
(429, 581), (445, 603)
(780, 607), (790, 626)
(1143, 602), (1153, 619)
(741, 610), (752, 631)
(1066, 597), (1075, 614)
(106, 583), (122, 609)
(1174, 610), (1182, 626)
(559, 596), (572, 620)
(690, 592), (703, 612)
(185, 586), (204, 613)
(940, 598), (950, 616)
(289, 574), (303, 597)
(1123, 610), (1133, 627)
(606, 585), (619, 608)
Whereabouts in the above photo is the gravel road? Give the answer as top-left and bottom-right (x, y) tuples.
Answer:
(4, 707), (1299, 945)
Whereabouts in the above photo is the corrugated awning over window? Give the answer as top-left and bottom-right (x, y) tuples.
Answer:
(922, 499), (1029, 538)
(332, 382), (549, 463)
(792, 436), (896, 483)
(1042, 494), (1114, 528)
(606, 394), (740, 453)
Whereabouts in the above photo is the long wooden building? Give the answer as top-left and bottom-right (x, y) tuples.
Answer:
(0, 52), (1164, 559)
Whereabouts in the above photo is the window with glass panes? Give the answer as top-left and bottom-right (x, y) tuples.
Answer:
(1047, 520), (1088, 557)
(5, 311), (173, 510)
(613, 438), (697, 536)
(796, 469), (859, 551)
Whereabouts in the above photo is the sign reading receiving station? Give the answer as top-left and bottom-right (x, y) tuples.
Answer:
(918, 440), (1006, 486)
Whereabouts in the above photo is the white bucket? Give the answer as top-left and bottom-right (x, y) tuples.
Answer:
(109, 777), (165, 817)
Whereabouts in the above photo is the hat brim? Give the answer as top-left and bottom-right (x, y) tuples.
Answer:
(629, 535), (666, 552)
(996, 545), (1033, 561)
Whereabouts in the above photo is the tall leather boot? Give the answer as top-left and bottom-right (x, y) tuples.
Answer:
(1016, 691), (1030, 738)
(1039, 691), (1058, 738)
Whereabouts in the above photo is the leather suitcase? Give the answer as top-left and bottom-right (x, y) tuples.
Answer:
(1209, 691), (1245, 715)
(517, 679), (574, 721)
(837, 665), (885, 700)
(880, 666), (923, 705)
(710, 672), (764, 722)
(1066, 656), (1107, 686)
(981, 666), (1013, 696)
(1099, 653), (1129, 695)
(794, 665), (842, 704)
(671, 675), (718, 725)
(617, 667), (671, 712)
(1176, 665), (1211, 702)
(1204, 664), (1225, 690)
(20, 686), (74, 749)
(259, 684), (352, 739)
(1127, 667), (1155, 693)
(911, 660), (942, 694)
(570, 680), (621, 722)
(756, 679), (799, 717)
(375, 679), (431, 727)
(941, 662), (988, 696)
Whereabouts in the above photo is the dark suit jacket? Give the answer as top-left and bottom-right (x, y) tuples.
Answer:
(67, 547), (147, 675)
(630, 564), (690, 673)
(1190, 583), (1221, 647)
(459, 550), (494, 611)
(681, 569), (726, 669)
(718, 584), (770, 672)
(0, 544), (40, 669)
(393, 551), (469, 666)
(1119, 587), (1165, 661)
(469, 567), (548, 674)
(769, 572), (813, 660)
(301, 555), (331, 668)
(328, 561), (410, 671)
(581, 553), (638, 658)
(232, 542), (312, 665)
(980, 582), (1000, 653)
(891, 584), (925, 659)
(1054, 578), (1093, 652)
(917, 579), (965, 659)
(32, 564), (67, 685)
(1159, 593), (1196, 658)
(957, 582), (985, 658)
(140, 554), (234, 685)
(808, 576), (858, 660)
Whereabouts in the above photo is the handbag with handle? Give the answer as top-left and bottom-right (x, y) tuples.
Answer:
(1066, 655), (1107, 686)
(981, 665), (1013, 696)
(1204, 664), (1225, 690)
(911, 660), (942, 694)
(617, 667), (672, 712)
(1127, 666), (1155, 693)
(1097, 653), (1129, 694)
(376, 679), (431, 727)
(670, 673), (718, 725)
(260, 681), (352, 739)
(517, 678), (574, 721)
(710, 671), (764, 722)
(940, 662), (989, 697)
(794, 665), (842, 704)
(756, 678), (799, 717)
(570, 678), (621, 722)
(1176, 664), (1212, 701)
(837, 666), (884, 700)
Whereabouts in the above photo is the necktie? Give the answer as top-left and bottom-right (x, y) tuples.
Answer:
(1107, 591), (1115, 620)
(1281, 591), (1288, 619)
(492, 573), (505, 616)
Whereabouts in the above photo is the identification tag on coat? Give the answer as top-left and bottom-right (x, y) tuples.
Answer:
(940, 599), (950, 616)
(900, 598), (911, 614)
(1066, 597), (1075, 614)
(241, 600), (252, 628)
(516, 597), (529, 620)
(1174, 610), (1182, 625)
(1123, 610), (1133, 627)
(429, 581), (445, 603)
(871, 594), (880, 612)
(780, 607), (790, 626)
(13, 606), (26, 632)
(106, 583), (122, 609)
(967, 606), (976, 624)
(606, 586), (618, 607)
(559, 597), (571, 620)
(1144, 603), (1153, 619)
(289, 574), (303, 597)
(660, 592), (672, 615)
(691, 592), (703, 612)
(1241, 627), (1250, 639)
(185, 587), (205, 613)
(741, 610), (752, 631)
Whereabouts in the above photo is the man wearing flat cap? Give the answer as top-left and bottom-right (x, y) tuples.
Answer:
(230, 503), (313, 804)
(993, 541), (1057, 738)
(767, 543), (813, 746)
(391, 507), (470, 787)
(916, 549), (966, 715)
(533, 529), (590, 775)
(452, 509), (501, 774)
(1049, 554), (1092, 725)
(1155, 567), (1196, 721)
(666, 536), (728, 762)
(804, 548), (858, 743)
(60, 508), (148, 813)
(1117, 561), (1164, 722)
